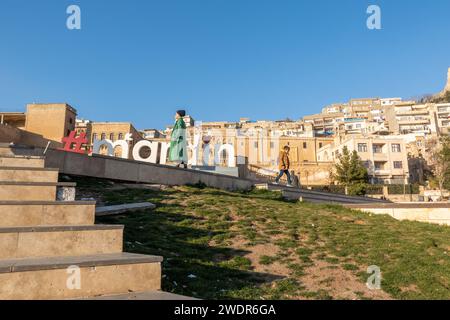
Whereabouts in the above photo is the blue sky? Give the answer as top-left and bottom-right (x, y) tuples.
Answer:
(0, 0), (449, 129)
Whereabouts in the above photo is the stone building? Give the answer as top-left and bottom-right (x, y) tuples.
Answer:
(435, 103), (450, 135)
(25, 104), (76, 142)
(0, 112), (26, 129)
(76, 121), (144, 158)
(0, 103), (76, 143)
(317, 135), (409, 184)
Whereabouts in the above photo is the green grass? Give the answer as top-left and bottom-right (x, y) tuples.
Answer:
(75, 177), (450, 300)
(259, 255), (278, 265)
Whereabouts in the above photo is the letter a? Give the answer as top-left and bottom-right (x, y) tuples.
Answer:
(366, 5), (381, 30)
(67, 5), (81, 30)
(66, 265), (81, 290)
(366, 265), (381, 290)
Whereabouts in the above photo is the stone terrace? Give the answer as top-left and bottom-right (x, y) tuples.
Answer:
(0, 149), (166, 299)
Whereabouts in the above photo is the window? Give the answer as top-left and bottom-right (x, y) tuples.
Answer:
(391, 144), (401, 152)
(93, 133), (98, 141)
(118, 133), (124, 140)
(319, 142), (323, 148)
(374, 162), (384, 170)
(393, 161), (403, 169)
(358, 143), (368, 152)
(109, 133), (114, 141)
(373, 144), (383, 153)
(101, 133), (106, 140)
(303, 142), (307, 149)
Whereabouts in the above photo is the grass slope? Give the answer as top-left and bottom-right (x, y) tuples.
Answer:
(73, 177), (450, 300)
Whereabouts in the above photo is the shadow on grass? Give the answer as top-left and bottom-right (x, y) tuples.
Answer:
(96, 199), (284, 299)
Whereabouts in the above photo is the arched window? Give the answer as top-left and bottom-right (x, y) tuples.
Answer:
(101, 133), (106, 140)
(114, 145), (123, 157)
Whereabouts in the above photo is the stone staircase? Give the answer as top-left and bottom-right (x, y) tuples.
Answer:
(0, 154), (164, 300)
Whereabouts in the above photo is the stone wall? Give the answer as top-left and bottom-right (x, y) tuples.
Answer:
(345, 203), (450, 226)
(43, 148), (253, 191)
(0, 124), (61, 149)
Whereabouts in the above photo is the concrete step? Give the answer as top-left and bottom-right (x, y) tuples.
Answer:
(0, 201), (96, 227)
(0, 155), (45, 168)
(0, 253), (162, 300)
(0, 167), (59, 183)
(0, 182), (76, 201)
(95, 202), (156, 217)
(0, 225), (123, 260)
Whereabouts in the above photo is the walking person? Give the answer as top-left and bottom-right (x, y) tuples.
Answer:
(274, 145), (293, 187)
(169, 109), (188, 168)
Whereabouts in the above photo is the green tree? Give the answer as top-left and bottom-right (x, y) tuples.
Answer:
(334, 146), (369, 196)
(426, 136), (450, 197)
(427, 136), (450, 198)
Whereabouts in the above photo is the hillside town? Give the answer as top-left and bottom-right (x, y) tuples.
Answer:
(3, 0), (450, 305)
(2, 68), (449, 201)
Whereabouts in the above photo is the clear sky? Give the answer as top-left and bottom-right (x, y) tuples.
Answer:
(0, 0), (449, 129)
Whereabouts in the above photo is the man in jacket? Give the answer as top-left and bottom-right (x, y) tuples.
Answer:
(274, 145), (293, 187)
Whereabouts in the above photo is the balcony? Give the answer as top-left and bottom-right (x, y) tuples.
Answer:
(372, 169), (391, 176)
(395, 109), (430, 116)
(373, 153), (388, 161)
(397, 118), (430, 125)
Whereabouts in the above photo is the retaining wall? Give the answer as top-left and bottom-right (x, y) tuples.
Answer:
(345, 203), (450, 226)
(42, 148), (253, 191)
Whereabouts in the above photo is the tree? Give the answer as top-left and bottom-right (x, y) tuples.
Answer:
(423, 90), (450, 104)
(426, 136), (450, 198)
(334, 146), (369, 196)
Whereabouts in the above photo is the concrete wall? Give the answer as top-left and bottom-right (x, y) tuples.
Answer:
(43, 148), (253, 191)
(367, 194), (421, 202)
(25, 103), (76, 142)
(0, 124), (61, 149)
(345, 203), (450, 226)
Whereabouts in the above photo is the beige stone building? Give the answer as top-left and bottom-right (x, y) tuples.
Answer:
(435, 103), (450, 135)
(0, 103), (76, 143)
(303, 112), (344, 136)
(164, 117), (335, 184)
(0, 112), (26, 129)
(384, 102), (438, 135)
(75, 121), (144, 158)
(318, 135), (409, 184)
(24, 104), (76, 142)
